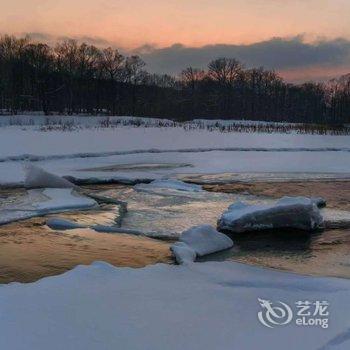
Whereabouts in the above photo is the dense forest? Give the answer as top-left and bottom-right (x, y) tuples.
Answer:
(0, 35), (350, 124)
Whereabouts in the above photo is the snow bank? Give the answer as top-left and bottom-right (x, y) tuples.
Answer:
(135, 179), (202, 192)
(218, 197), (324, 233)
(0, 115), (176, 128)
(179, 225), (233, 256)
(24, 164), (75, 189)
(1, 261), (349, 350)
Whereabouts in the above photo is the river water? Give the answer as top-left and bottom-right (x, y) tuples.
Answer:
(1, 182), (350, 283)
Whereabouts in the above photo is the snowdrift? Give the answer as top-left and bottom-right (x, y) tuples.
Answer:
(1, 261), (349, 350)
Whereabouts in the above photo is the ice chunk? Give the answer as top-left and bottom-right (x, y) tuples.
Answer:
(170, 242), (196, 264)
(45, 217), (157, 237)
(24, 164), (75, 189)
(218, 196), (324, 233)
(136, 179), (202, 192)
(46, 218), (86, 230)
(0, 188), (98, 225)
(322, 209), (350, 229)
(179, 224), (233, 256)
(32, 188), (97, 212)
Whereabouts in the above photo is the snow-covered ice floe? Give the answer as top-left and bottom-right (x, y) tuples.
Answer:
(1, 260), (350, 350)
(45, 217), (87, 230)
(218, 196), (324, 233)
(24, 163), (76, 189)
(180, 225), (233, 256)
(170, 225), (233, 264)
(46, 217), (153, 237)
(135, 179), (202, 192)
(0, 165), (99, 225)
(0, 188), (97, 225)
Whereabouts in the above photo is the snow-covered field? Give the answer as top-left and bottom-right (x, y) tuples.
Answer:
(1, 115), (350, 186)
(2, 124), (350, 160)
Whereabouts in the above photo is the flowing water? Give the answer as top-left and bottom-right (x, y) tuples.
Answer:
(1, 182), (350, 283)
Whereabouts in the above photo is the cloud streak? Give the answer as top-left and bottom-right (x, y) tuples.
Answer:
(137, 36), (350, 82)
(21, 32), (120, 49)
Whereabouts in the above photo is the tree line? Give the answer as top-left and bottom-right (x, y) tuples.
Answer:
(0, 35), (349, 124)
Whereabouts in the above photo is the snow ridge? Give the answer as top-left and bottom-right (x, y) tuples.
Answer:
(2, 146), (350, 163)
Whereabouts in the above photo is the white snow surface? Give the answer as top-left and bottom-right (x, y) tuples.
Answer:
(2, 149), (350, 186)
(1, 119), (350, 185)
(1, 260), (350, 350)
(179, 224), (234, 256)
(1, 126), (350, 160)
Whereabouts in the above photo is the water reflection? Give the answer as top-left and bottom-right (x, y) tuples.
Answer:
(199, 229), (350, 278)
(1, 183), (350, 282)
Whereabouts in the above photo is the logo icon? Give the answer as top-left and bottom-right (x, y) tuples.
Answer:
(258, 298), (293, 328)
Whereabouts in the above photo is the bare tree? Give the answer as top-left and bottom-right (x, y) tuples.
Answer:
(208, 58), (242, 85)
(125, 55), (146, 114)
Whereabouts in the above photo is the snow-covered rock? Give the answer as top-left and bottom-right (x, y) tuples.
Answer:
(170, 242), (196, 264)
(218, 197), (324, 233)
(179, 225), (233, 256)
(135, 179), (202, 192)
(1, 261), (350, 350)
(24, 164), (75, 189)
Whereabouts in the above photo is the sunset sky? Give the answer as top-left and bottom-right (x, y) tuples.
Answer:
(1, 0), (350, 81)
